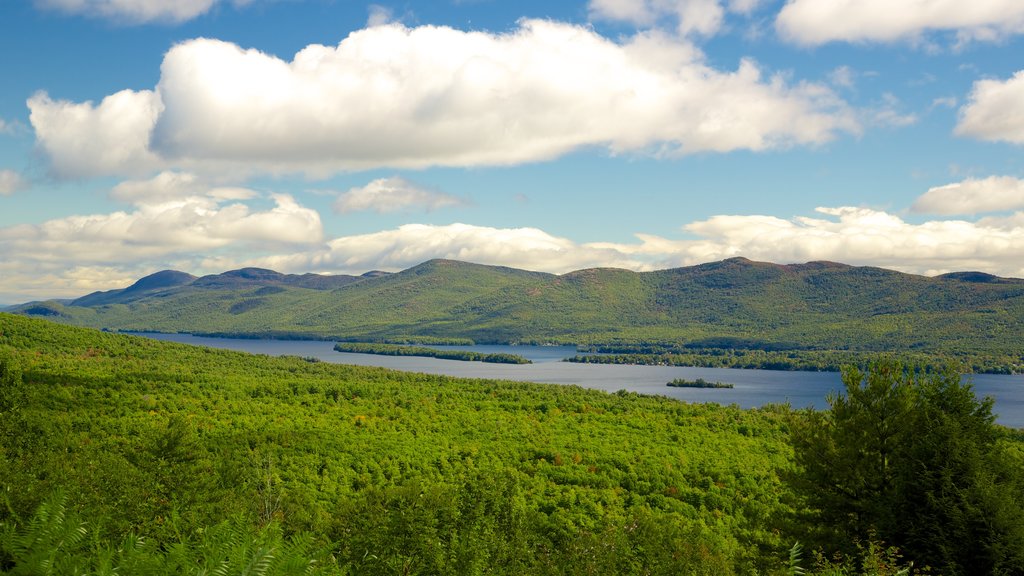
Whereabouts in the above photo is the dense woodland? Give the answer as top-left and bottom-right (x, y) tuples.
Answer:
(566, 347), (1024, 374)
(2, 313), (1023, 574)
(12, 258), (1024, 373)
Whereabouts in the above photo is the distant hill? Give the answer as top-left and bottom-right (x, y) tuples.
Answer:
(71, 270), (198, 307)
(11, 258), (1024, 362)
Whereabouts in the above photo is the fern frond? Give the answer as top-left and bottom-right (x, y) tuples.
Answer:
(787, 541), (805, 576)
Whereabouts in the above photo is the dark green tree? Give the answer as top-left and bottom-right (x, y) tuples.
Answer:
(790, 359), (1024, 575)
(0, 353), (23, 417)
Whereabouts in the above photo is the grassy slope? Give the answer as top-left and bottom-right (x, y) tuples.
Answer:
(0, 313), (795, 573)
(13, 258), (1024, 356)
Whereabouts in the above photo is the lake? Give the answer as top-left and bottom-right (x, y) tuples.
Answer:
(138, 334), (1024, 428)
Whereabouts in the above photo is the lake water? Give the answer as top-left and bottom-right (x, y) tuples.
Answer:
(138, 334), (1024, 428)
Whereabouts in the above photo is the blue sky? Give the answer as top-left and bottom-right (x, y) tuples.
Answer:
(1, 0), (1024, 302)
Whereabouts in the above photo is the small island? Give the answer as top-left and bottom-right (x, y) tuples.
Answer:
(667, 377), (734, 389)
(334, 342), (532, 364)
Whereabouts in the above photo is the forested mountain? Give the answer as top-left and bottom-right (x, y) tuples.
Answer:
(12, 257), (1024, 362)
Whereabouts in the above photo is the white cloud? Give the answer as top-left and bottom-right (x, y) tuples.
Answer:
(109, 171), (258, 203)
(29, 89), (164, 178)
(0, 192), (323, 300)
(0, 119), (13, 135)
(247, 223), (652, 275)
(10, 205), (1024, 301)
(671, 207), (1024, 276)
(241, 208), (1024, 281)
(589, 0), (765, 36)
(333, 177), (468, 214)
(776, 0), (1024, 46)
(955, 71), (1024, 144)
(912, 176), (1024, 215)
(0, 170), (28, 196)
(30, 20), (857, 179)
(35, 0), (226, 24)
(0, 194), (321, 260)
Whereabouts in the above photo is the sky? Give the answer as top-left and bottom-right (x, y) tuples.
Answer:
(1, 0), (1024, 303)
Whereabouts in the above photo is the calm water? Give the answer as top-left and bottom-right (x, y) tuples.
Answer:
(138, 334), (1024, 428)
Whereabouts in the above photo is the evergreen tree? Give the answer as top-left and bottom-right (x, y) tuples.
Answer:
(790, 359), (1024, 574)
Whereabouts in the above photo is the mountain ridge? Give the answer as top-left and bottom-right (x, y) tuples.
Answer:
(12, 258), (1024, 363)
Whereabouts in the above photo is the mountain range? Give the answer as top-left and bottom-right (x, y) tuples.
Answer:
(10, 257), (1024, 361)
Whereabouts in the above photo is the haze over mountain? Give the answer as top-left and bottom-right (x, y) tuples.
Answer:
(13, 258), (1024, 362)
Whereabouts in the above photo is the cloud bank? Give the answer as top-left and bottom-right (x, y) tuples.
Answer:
(29, 20), (857, 179)
(776, 0), (1024, 45)
(0, 189), (323, 300)
(188, 208), (1024, 282)
(8, 202), (1024, 301)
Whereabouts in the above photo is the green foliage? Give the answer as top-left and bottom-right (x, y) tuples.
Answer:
(0, 493), (340, 575)
(789, 359), (1024, 574)
(0, 350), (24, 415)
(333, 342), (531, 364)
(0, 492), (88, 575)
(0, 313), (797, 574)
(784, 538), (915, 576)
(14, 257), (1024, 372)
(568, 347), (1021, 374)
(788, 542), (805, 576)
(4, 314), (1022, 574)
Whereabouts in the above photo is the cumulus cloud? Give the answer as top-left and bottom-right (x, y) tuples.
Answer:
(247, 223), (652, 275)
(0, 170), (28, 196)
(912, 176), (1024, 215)
(333, 177), (468, 214)
(9, 205), (1024, 301)
(34, 0), (240, 24)
(955, 71), (1024, 144)
(29, 89), (164, 178)
(0, 194), (322, 261)
(776, 0), (1024, 46)
(0, 191), (323, 301)
(239, 208), (1024, 281)
(29, 20), (857, 179)
(670, 207), (1024, 276)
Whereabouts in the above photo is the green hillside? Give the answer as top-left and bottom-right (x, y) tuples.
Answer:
(12, 258), (1024, 370)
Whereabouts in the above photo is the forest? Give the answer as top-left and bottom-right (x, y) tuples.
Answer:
(565, 346), (1024, 374)
(2, 313), (1023, 575)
